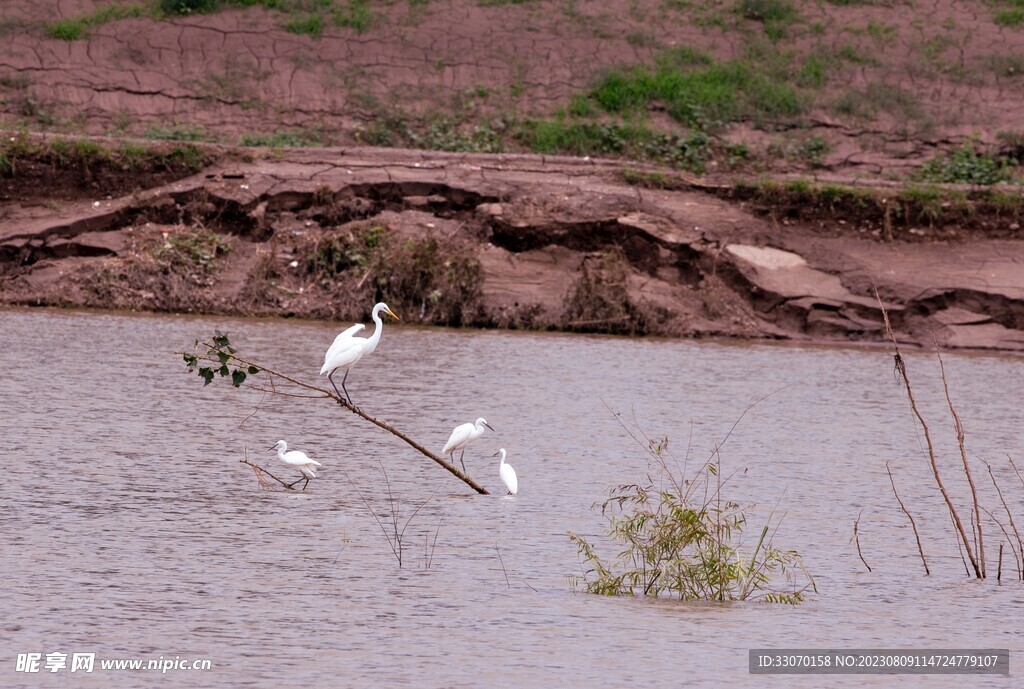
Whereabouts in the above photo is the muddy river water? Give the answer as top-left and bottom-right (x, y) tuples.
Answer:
(3, 308), (1023, 688)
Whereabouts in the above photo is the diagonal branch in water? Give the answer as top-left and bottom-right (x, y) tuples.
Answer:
(885, 461), (929, 576)
(181, 335), (489, 494)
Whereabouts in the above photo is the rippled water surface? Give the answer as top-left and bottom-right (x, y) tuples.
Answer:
(3, 308), (1023, 688)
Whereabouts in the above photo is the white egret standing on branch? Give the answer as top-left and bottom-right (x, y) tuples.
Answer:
(494, 448), (518, 495)
(270, 439), (321, 490)
(320, 302), (399, 409)
(442, 417), (494, 473)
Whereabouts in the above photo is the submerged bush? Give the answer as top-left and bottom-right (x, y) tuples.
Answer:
(568, 427), (815, 603)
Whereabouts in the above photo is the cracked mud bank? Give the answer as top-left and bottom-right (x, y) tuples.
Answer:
(2, 144), (1024, 351)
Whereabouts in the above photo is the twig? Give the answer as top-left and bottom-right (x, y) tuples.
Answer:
(936, 348), (985, 577)
(886, 461), (930, 575)
(874, 288), (981, 578)
(495, 543), (511, 589)
(853, 510), (872, 572)
(998, 543), (1003, 583)
(981, 507), (1021, 581)
(982, 458), (1024, 580)
(240, 457), (291, 489)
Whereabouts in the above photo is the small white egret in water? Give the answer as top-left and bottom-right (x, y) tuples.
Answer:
(494, 448), (518, 495)
(442, 417), (494, 473)
(319, 302), (399, 409)
(270, 439), (322, 491)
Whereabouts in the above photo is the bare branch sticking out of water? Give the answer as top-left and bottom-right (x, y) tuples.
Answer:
(873, 288), (982, 578)
(341, 461), (442, 568)
(240, 444), (292, 490)
(937, 348), (985, 578)
(982, 459), (1024, 580)
(180, 333), (489, 494)
(885, 462), (929, 576)
(495, 543), (511, 590)
(853, 510), (872, 573)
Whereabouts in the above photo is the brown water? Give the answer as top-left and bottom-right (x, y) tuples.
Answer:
(3, 307), (1023, 688)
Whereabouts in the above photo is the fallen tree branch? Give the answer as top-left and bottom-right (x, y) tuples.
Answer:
(181, 333), (489, 494)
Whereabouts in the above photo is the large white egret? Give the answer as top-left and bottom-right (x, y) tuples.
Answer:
(441, 417), (494, 473)
(270, 439), (322, 490)
(494, 448), (518, 495)
(320, 302), (399, 409)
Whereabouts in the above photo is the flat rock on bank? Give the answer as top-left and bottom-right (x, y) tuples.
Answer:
(2, 145), (1023, 352)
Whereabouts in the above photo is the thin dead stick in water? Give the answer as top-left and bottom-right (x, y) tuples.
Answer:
(495, 543), (511, 589)
(1009, 457), (1024, 490)
(936, 348), (985, 578)
(853, 510), (872, 573)
(981, 506), (1022, 580)
(886, 461), (930, 576)
(998, 543), (1003, 583)
(185, 338), (489, 495)
(873, 288), (981, 578)
(982, 459), (1024, 580)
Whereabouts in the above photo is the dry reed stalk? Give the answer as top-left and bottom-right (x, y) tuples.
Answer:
(886, 461), (930, 575)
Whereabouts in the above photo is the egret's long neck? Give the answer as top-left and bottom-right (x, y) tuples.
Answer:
(498, 450), (506, 465)
(365, 308), (384, 354)
(277, 444), (287, 459)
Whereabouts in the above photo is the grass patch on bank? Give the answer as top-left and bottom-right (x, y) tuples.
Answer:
(44, 3), (147, 40)
(0, 133), (214, 178)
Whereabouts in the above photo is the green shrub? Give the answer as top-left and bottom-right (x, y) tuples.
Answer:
(568, 428), (815, 603)
(918, 143), (1016, 185)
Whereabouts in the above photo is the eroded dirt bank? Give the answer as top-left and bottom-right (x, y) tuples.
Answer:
(2, 141), (1024, 351)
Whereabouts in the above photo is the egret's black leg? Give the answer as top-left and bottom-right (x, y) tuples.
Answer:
(459, 449), (467, 474)
(302, 477), (310, 491)
(327, 370), (346, 405)
(286, 477), (302, 489)
(340, 369), (359, 412)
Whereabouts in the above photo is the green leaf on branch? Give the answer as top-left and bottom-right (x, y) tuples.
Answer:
(199, 367), (215, 385)
(219, 364), (229, 376)
(231, 370), (247, 387)
(183, 353), (198, 369)
(217, 351), (230, 364)
(247, 365), (260, 374)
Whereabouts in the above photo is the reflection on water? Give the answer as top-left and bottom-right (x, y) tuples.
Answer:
(2, 307), (1023, 688)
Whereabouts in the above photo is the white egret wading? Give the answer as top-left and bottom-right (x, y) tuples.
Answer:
(320, 302), (399, 409)
(494, 448), (518, 495)
(442, 417), (494, 473)
(270, 439), (322, 490)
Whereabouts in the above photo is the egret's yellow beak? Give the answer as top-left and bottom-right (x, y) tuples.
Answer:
(385, 306), (400, 321)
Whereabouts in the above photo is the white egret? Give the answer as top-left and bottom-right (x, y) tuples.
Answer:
(270, 439), (322, 491)
(319, 302), (399, 409)
(441, 417), (494, 473)
(494, 448), (518, 495)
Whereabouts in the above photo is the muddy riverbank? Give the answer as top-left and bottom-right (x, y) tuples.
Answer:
(2, 137), (1023, 351)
